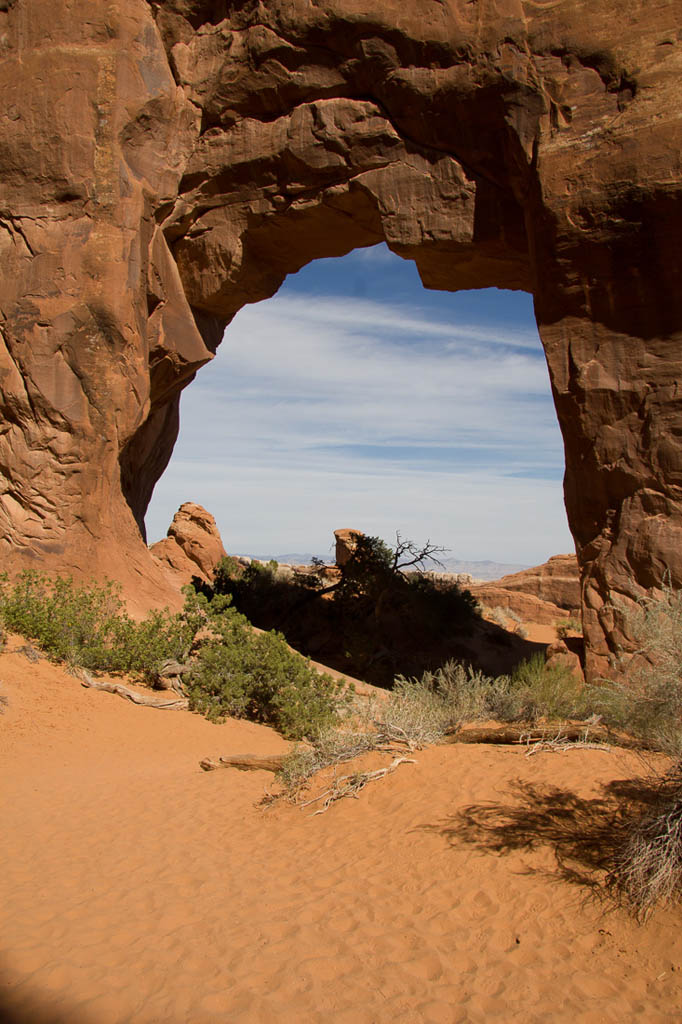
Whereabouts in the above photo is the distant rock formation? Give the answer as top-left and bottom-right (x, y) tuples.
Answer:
(151, 503), (227, 587)
(470, 586), (571, 629)
(473, 555), (581, 615)
(334, 529), (363, 568)
(0, 1), (680, 676)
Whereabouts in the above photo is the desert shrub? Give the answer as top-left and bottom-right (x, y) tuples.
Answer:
(488, 606), (509, 628)
(380, 673), (461, 745)
(592, 581), (682, 756)
(589, 581), (682, 917)
(277, 726), (379, 795)
(214, 556), (278, 598)
(386, 661), (519, 739)
(606, 764), (682, 920)
(386, 654), (592, 738)
(0, 571), (195, 679)
(509, 653), (591, 723)
(212, 555), (244, 591)
(185, 594), (352, 739)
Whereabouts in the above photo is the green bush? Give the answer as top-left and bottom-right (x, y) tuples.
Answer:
(185, 594), (352, 739)
(0, 571), (195, 679)
(509, 653), (591, 723)
(0, 572), (352, 740)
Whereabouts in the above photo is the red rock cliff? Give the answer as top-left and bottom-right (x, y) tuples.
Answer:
(0, 0), (680, 675)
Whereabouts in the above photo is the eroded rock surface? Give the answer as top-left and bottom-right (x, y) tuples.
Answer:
(150, 501), (227, 586)
(0, 0), (680, 675)
(473, 555), (581, 615)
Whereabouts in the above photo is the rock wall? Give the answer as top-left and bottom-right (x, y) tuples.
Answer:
(473, 555), (581, 614)
(0, 0), (680, 675)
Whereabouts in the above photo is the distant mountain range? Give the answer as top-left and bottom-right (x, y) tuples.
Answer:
(437, 558), (531, 580)
(242, 552), (531, 582)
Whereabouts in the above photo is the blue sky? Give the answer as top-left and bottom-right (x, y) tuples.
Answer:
(146, 244), (575, 564)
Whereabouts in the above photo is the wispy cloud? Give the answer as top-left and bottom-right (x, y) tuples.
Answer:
(146, 284), (573, 563)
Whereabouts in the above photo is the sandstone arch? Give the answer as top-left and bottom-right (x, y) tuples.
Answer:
(0, 0), (680, 678)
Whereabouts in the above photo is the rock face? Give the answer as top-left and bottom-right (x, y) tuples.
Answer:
(473, 555), (581, 615)
(0, 0), (680, 676)
(150, 502), (227, 586)
(472, 586), (569, 629)
(334, 529), (363, 568)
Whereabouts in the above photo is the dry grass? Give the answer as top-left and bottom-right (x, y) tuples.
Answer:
(594, 581), (682, 757)
(606, 764), (682, 920)
(274, 656), (594, 807)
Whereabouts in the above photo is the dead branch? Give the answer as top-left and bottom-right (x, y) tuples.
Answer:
(524, 733), (613, 756)
(79, 670), (189, 709)
(299, 755), (415, 815)
(446, 723), (641, 749)
(154, 659), (192, 693)
(200, 753), (287, 773)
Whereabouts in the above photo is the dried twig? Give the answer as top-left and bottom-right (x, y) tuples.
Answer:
(523, 728), (612, 757)
(298, 755), (415, 815)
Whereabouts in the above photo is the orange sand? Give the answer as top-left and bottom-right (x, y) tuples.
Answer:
(2, 641), (682, 1023)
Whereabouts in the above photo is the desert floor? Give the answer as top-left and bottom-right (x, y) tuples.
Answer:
(2, 638), (682, 1023)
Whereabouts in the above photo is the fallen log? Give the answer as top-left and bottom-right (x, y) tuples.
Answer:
(447, 723), (640, 749)
(79, 670), (189, 710)
(200, 753), (288, 773)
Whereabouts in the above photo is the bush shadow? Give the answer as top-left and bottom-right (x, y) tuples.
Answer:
(420, 773), (669, 897)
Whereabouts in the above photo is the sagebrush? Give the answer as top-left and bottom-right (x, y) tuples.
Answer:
(593, 581), (682, 756)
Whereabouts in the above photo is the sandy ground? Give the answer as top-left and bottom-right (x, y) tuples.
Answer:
(2, 638), (682, 1024)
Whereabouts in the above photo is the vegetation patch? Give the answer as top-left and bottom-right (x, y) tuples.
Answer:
(212, 533), (480, 687)
(185, 593), (352, 740)
(0, 573), (352, 741)
(606, 763), (682, 921)
(592, 581), (682, 757)
(0, 571), (196, 680)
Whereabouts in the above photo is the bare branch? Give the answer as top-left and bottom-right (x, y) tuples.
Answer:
(392, 531), (448, 574)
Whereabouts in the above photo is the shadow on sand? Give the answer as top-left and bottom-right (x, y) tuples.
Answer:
(0, 979), (96, 1024)
(419, 772), (668, 898)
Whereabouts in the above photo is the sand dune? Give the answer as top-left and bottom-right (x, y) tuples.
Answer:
(1, 642), (682, 1023)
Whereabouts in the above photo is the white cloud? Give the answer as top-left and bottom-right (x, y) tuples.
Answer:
(146, 288), (574, 563)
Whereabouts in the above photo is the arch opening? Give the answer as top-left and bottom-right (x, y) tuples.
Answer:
(146, 244), (573, 570)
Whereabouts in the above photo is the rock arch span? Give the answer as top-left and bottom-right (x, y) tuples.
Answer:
(0, 0), (680, 678)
